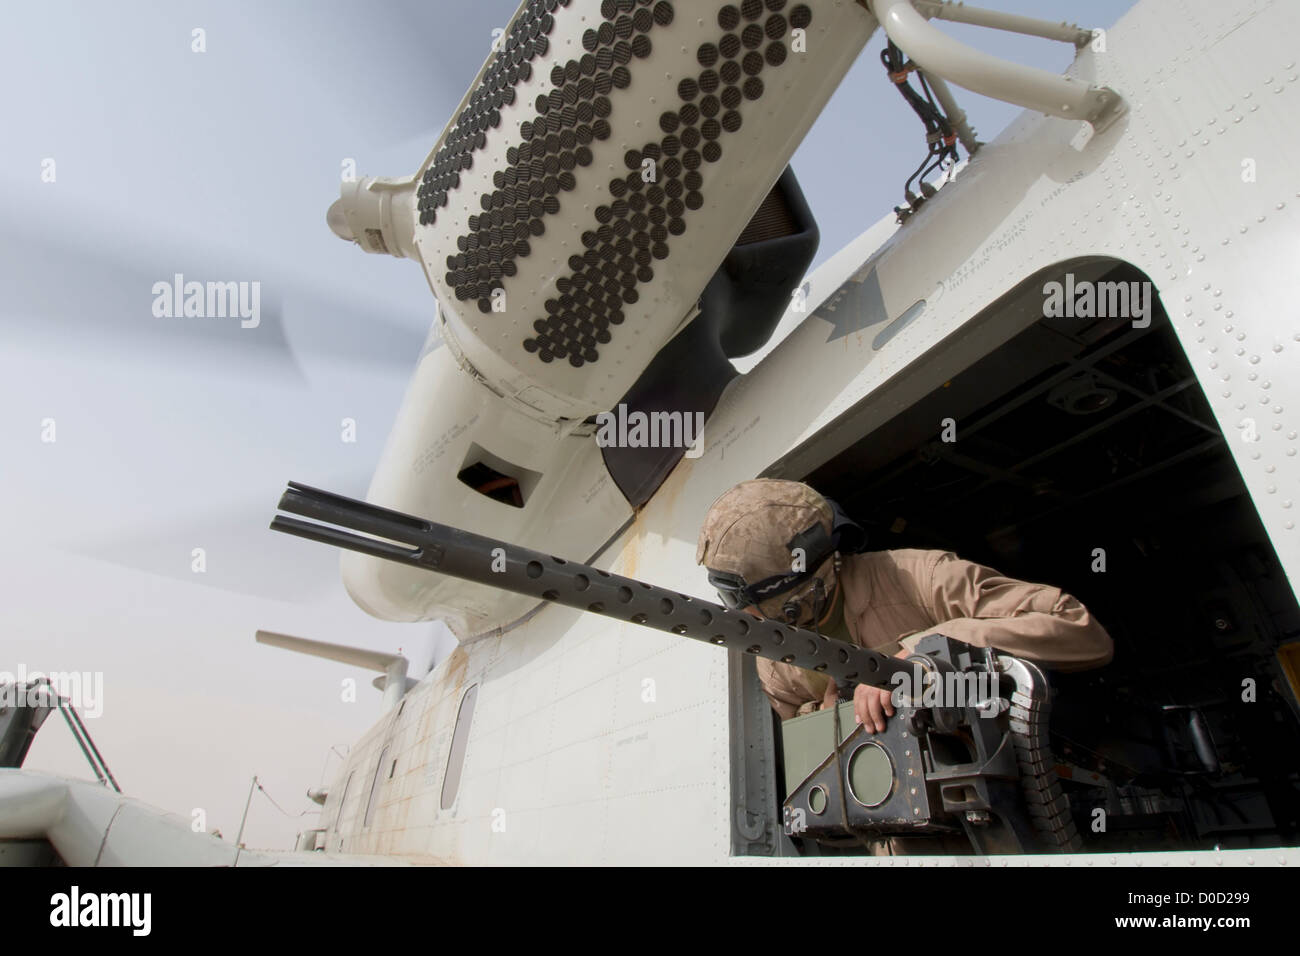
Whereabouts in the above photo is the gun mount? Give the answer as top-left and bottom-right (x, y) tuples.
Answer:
(780, 634), (1080, 854)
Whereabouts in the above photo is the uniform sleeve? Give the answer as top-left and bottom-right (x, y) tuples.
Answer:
(756, 658), (830, 719)
(923, 551), (1113, 671)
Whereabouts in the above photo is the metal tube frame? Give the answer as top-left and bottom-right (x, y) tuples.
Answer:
(913, 0), (1094, 47)
(870, 0), (1124, 130)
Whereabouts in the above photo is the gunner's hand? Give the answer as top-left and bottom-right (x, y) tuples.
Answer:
(821, 677), (892, 734)
(854, 683), (895, 734)
(830, 647), (911, 733)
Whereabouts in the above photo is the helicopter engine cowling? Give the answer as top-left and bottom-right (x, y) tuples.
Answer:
(336, 0), (877, 628)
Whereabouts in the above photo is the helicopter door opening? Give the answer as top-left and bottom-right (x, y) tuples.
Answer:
(730, 258), (1300, 857)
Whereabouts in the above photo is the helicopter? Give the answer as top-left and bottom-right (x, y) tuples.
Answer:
(5, 0), (1299, 866)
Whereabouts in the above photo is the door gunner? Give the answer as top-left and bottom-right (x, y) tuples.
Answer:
(696, 479), (1114, 728)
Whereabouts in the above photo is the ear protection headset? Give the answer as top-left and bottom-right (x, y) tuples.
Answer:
(781, 563), (838, 627)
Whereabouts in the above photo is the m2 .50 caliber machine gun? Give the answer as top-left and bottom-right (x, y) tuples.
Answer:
(270, 482), (1079, 854)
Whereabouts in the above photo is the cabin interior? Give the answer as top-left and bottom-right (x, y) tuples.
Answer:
(751, 259), (1300, 856)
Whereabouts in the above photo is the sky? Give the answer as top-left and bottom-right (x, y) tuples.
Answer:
(1, 0), (1135, 852)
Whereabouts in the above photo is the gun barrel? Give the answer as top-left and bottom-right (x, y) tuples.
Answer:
(271, 482), (908, 692)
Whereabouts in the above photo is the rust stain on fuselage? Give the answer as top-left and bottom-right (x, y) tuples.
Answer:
(619, 443), (699, 581)
(617, 507), (645, 579)
(441, 643), (471, 696)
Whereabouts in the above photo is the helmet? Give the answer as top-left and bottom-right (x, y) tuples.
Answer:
(696, 479), (852, 626)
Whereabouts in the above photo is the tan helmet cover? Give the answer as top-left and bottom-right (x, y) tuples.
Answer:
(696, 479), (837, 620)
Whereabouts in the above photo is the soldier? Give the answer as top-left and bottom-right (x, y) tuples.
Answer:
(696, 478), (1113, 730)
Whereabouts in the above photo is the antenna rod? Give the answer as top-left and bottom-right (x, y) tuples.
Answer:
(234, 774), (257, 868)
(60, 700), (121, 793)
(270, 482), (909, 693)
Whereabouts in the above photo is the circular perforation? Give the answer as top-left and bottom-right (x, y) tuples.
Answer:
(451, 0), (670, 316)
(418, 0), (562, 228)
(522, 0), (804, 368)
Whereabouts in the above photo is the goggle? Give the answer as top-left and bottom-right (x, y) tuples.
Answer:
(707, 568), (812, 610)
(709, 515), (836, 607)
(705, 498), (861, 614)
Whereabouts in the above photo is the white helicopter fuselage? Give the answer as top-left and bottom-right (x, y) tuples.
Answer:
(316, 0), (1300, 865)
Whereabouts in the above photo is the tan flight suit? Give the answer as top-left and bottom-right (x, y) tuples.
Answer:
(757, 548), (1114, 719)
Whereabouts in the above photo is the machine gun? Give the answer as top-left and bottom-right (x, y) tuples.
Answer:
(270, 481), (1078, 854)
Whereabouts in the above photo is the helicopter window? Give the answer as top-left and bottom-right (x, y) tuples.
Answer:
(332, 770), (354, 835)
(363, 745), (389, 828)
(440, 684), (479, 810)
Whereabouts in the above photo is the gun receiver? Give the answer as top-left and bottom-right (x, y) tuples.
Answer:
(270, 481), (910, 693)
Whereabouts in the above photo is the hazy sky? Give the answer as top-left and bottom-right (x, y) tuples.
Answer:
(2, 0), (1135, 852)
